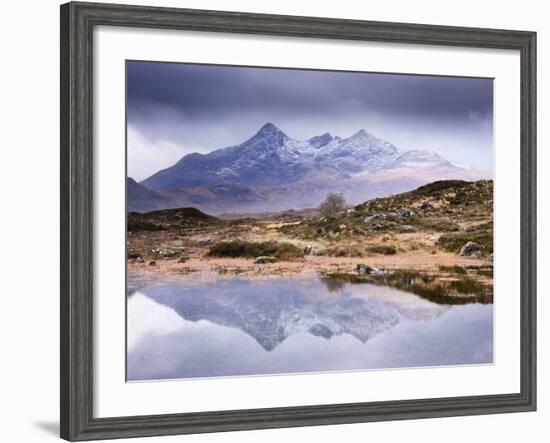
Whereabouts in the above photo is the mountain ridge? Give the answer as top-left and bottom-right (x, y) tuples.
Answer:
(130, 123), (488, 213)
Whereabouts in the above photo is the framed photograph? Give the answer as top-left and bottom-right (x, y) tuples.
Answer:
(60, 1), (536, 441)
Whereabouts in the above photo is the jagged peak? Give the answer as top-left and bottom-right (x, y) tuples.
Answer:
(391, 149), (454, 169)
(337, 129), (381, 147)
(309, 132), (332, 139)
(308, 132), (334, 148)
(347, 128), (375, 140)
(253, 122), (288, 139)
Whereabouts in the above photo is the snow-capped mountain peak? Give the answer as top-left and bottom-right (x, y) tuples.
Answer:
(310, 128), (400, 173)
(250, 122), (289, 144)
(392, 149), (454, 169)
(349, 128), (369, 139)
(139, 123), (470, 204)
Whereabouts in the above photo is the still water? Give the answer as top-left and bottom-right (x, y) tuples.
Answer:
(127, 275), (493, 381)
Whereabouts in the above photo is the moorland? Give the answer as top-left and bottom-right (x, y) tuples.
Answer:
(127, 179), (493, 303)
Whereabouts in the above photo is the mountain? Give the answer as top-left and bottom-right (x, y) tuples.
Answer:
(142, 123), (309, 189)
(141, 123), (405, 190)
(390, 150), (454, 169)
(313, 129), (401, 173)
(132, 123), (488, 213)
(127, 177), (172, 213)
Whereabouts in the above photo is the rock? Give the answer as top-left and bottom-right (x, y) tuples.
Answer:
(177, 256), (190, 263)
(196, 237), (211, 245)
(370, 267), (386, 275)
(355, 264), (385, 275)
(135, 256), (144, 263)
(396, 208), (415, 217)
(459, 241), (482, 257)
(127, 249), (141, 259)
(363, 211), (409, 223)
(363, 214), (387, 223)
(161, 249), (178, 258)
(253, 256), (277, 264)
(308, 323), (334, 339)
(303, 245), (313, 255)
(420, 202), (433, 210)
(148, 261), (156, 266)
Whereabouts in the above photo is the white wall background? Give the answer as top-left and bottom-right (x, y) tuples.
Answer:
(0, 0), (546, 441)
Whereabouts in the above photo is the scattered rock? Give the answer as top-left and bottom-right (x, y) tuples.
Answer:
(363, 214), (387, 223)
(363, 209), (415, 222)
(253, 256), (278, 264)
(396, 208), (415, 217)
(196, 237), (211, 245)
(459, 241), (482, 257)
(161, 249), (178, 258)
(355, 263), (385, 275)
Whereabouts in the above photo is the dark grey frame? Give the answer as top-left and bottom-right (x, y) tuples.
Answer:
(60, 1), (537, 441)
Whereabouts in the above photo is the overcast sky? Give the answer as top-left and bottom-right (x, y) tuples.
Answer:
(127, 61), (493, 181)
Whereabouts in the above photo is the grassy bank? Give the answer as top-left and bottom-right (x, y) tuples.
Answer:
(208, 240), (305, 261)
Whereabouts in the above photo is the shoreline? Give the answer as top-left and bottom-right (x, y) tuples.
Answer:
(127, 252), (493, 297)
(128, 251), (491, 278)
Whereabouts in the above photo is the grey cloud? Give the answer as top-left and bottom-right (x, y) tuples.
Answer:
(127, 60), (493, 180)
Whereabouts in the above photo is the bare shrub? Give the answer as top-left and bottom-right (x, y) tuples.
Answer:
(319, 193), (347, 217)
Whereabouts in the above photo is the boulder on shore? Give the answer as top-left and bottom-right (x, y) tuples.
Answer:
(459, 241), (482, 257)
(355, 263), (385, 275)
(253, 256), (277, 264)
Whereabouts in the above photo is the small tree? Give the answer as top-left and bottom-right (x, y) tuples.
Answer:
(319, 193), (346, 217)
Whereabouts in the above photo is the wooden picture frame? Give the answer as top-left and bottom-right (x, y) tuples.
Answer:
(60, 2), (536, 440)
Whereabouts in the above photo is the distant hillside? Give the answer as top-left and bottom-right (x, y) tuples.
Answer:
(127, 207), (220, 232)
(127, 177), (172, 213)
(356, 179), (493, 218)
(131, 123), (488, 214)
(280, 180), (493, 255)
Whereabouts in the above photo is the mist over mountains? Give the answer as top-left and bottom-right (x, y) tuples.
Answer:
(129, 123), (488, 213)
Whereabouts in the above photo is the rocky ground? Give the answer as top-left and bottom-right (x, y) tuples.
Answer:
(127, 180), (494, 301)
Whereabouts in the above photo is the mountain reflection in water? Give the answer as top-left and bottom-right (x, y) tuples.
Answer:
(127, 275), (493, 381)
